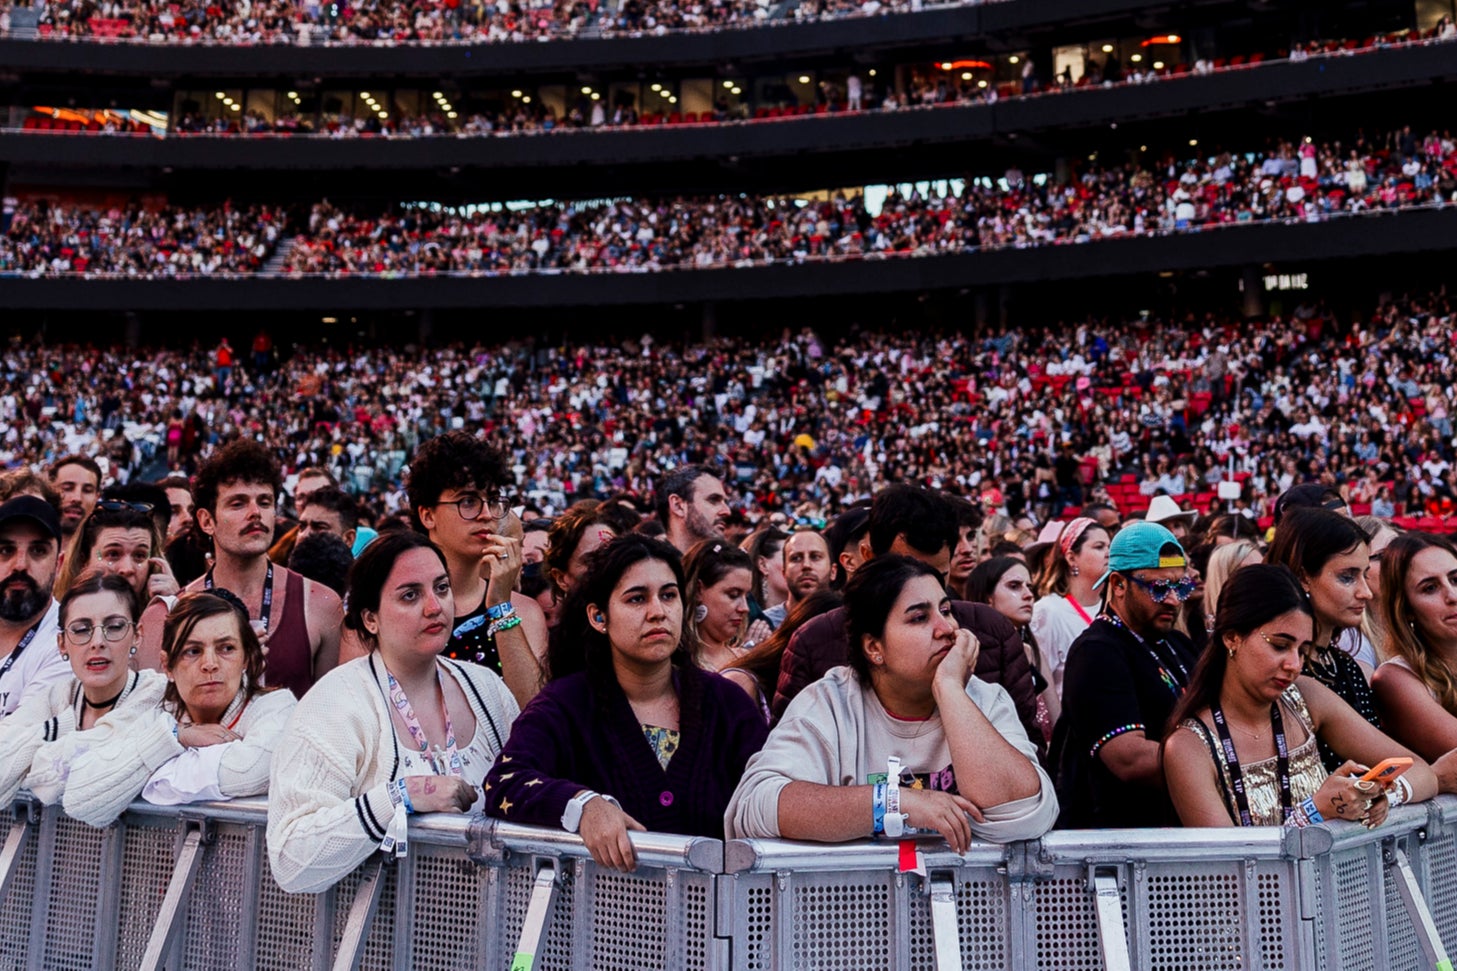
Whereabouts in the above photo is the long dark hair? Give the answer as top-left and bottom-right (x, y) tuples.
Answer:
(546, 533), (704, 751)
(1165, 564), (1313, 733)
(160, 591), (270, 719)
(56, 503), (163, 598)
(843, 555), (944, 684)
(966, 556), (1044, 678)
(1265, 507), (1370, 589)
(725, 588), (842, 699)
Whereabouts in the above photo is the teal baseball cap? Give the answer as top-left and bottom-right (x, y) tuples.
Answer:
(1093, 521), (1188, 590)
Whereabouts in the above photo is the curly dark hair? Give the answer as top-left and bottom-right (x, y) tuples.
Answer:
(405, 431), (512, 513)
(192, 439), (282, 516)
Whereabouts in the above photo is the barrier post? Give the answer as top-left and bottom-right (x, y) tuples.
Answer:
(511, 859), (560, 971)
(1387, 845), (1452, 971)
(329, 857), (390, 971)
(138, 814), (214, 971)
(1091, 865), (1133, 971)
(0, 796), (40, 910)
(927, 870), (962, 971)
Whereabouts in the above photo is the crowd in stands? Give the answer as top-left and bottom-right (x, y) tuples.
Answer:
(3, 125), (1454, 278)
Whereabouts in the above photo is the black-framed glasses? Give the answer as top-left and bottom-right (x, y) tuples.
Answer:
(63, 619), (134, 646)
(435, 493), (512, 522)
(1125, 574), (1198, 604)
(97, 500), (155, 513)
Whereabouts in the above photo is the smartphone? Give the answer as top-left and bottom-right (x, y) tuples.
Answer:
(1359, 757), (1413, 785)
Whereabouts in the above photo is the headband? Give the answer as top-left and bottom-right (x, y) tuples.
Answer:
(1058, 517), (1097, 561)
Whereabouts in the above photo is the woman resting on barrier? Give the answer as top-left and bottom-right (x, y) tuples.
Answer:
(61, 589), (297, 827)
(725, 555), (1058, 853)
(1162, 565), (1436, 829)
(54, 501), (180, 602)
(1264, 509), (1381, 770)
(483, 535), (767, 872)
(268, 531), (519, 894)
(0, 570), (166, 804)
(1370, 533), (1457, 783)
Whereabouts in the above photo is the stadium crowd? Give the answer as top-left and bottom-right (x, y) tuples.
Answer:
(3, 125), (1455, 278)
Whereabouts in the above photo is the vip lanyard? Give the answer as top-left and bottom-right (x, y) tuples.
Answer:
(0, 620), (42, 683)
(204, 562), (273, 633)
(1098, 612), (1192, 696)
(1210, 701), (1293, 826)
(386, 667), (463, 778)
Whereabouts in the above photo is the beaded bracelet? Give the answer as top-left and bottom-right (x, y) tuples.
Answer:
(487, 615), (524, 638)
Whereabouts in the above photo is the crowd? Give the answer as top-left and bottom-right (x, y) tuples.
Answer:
(3, 125), (1454, 278)
(3, 420), (1457, 888)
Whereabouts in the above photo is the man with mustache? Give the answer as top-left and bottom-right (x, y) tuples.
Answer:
(138, 440), (342, 699)
(0, 496), (70, 718)
(49, 455), (101, 544)
(1050, 522), (1199, 828)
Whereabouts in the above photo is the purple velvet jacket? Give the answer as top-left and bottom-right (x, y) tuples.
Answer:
(482, 664), (768, 838)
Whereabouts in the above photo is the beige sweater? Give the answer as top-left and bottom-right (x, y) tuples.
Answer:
(62, 687), (297, 826)
(0, 670), (167, 805)
(725, 665), (1058, 844)
(266, 655), (518, 895)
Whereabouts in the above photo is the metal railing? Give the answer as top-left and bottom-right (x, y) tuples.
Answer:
(1, 793), (1454, 970)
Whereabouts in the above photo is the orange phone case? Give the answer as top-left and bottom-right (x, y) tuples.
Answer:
(1359, 757), (1413, 784)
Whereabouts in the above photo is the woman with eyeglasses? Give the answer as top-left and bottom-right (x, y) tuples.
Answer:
(1264, 508), (1381, 771)
(61, 589), (296, 827)
(54, 501), (179, 603)
(0, 571), (166, 804)
(1164, 565), (1436, 829)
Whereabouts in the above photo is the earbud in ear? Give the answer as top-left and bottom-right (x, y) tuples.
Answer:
(594, 612), (605, 624)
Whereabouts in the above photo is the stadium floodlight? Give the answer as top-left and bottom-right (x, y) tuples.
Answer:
(1153, 61), (1165, 69)
(651, 83), (662, 91)
(581, 86), (592, 94)
(868, 69), (876, 76)
(432, 91), (443, 98)
(977, 80), (988, 88)
(797, 75), (810, 84)
(961, 72), (972, 81)
(1102, 44), (1113, 53)
(215, 92), (226, 99)
(1008, 56), (1019, 64)
(731, 87), (742, 95)
(360, 91), (370, 98)
(1131, 53), (1143, 62)
(723, 80), (734, 88)
(511, 90), (523, 98)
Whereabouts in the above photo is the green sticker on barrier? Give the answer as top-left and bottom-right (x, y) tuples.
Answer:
(1437, 960), (1452, 971)
(510, 952), (535, 971)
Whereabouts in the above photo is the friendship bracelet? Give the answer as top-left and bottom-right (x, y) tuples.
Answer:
(486, 602), (516, 621)
(487, 615), (523, 638)
(1089, 723), (1146, 759)
(871, 782), (887, 836)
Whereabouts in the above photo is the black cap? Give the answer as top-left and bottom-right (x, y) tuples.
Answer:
(1273, 484), (1345, 526)
(0, 495), (63, 541)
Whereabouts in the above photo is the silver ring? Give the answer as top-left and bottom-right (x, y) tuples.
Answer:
(497, 552), (509, 560)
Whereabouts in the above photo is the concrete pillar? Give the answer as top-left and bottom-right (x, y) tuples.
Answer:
(701, 302), (717, 341)
(1241, 265), (1266, 318)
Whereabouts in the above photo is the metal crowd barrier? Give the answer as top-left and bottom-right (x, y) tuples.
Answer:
(2, 794), (1455, 971)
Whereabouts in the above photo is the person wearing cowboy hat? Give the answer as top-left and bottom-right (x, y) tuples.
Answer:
(1144, 495), (1199, 543)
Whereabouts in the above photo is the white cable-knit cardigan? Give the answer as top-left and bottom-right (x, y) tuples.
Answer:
(61, 687), (297, 827)
(266, 654), (518, 895)
(0, 670), (167, 805)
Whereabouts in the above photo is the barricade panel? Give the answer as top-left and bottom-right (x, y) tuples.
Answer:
(408, 849), (489, 969)
(330, 856), (399, 968)
(0, 807), (39, 971)
(45, 814), (106, 969)
(498, 856), (578, 968)
(1030, 871), (1126, 969)
(115, 814), (181, 970)
(253, 861), (318, 970)
(183, 825), (252, 971)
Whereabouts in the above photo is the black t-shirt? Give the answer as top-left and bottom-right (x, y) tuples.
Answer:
(442, 597), (502, 674)
(1050, 617), (1198, 829)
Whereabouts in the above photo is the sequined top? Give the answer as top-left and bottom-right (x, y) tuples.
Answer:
(1181, 685), (1329, 827)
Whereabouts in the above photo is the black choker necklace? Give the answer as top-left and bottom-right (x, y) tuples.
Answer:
(82, 685), (126, 710)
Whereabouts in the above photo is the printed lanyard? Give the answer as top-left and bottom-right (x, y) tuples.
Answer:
(204, 562), (273, 633)
(0, 620), (42, 683)
(1210, 701), (1293, 826)
(1065, 594), (1094, 625)
(1098, 612), (1191, 696)
(386, 667), (463, 777)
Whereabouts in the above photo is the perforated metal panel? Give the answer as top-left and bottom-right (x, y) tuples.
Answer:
(255, 863), (318, 970)
(681, 877), (711, 971)
(1146, 870), (1243, 970)
(739, 883), (774, 970)
(1382, 853), (1422, 971)
(1426, 832), (1457, 946)
(789, 873), (892, 969)
(44, 816), (106, 969)
(183, 828), (252, 970)
(906, 872), (1010, 970)
(1334, 853), (1377, 969)
(1033, 875), (1124, 970)
(1257, 871), (1290, 970)
(499, 858), (577, 970)
(0, 811), (38, 971)
(410, 850), (486, 970)
(115, 818), (180, 970)
(331, 858), (399, 970)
